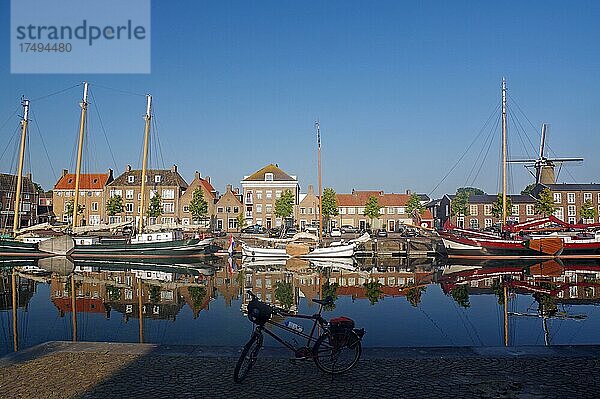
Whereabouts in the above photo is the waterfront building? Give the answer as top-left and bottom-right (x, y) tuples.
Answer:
(214, 184), (244, 232)
(53, 169), (113, 226)
(297, 185), (320, 231)
(241, 164), (300, 229)
(105, 165), (187, 225)
(532, 183), (600, 224)
(179, 171), (217, 228)
(0, 172), (40, 230)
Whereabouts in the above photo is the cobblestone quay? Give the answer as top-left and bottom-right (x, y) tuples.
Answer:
(1, 342), (600, 398)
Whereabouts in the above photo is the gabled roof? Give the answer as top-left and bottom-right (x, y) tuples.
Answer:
(185, 176), (217, 199)
(243, 164), (296, 182)
(539, 183), (600, 191)
(0, 173), (37, 193)
(54, 173), (112, 190)
(336, 190), (411, 207)
(109, 169), (188, 189)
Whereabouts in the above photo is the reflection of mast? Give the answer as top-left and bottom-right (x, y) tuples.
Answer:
(70, 274), (78, 341)
(503, 280), (509, 346)
(138, 278), (144, 343)
(12, 268), (18, 352)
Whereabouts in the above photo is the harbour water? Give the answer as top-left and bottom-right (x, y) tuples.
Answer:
(2, 256), (600, 356)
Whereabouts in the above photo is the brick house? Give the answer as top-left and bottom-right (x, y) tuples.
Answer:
(179, 171), (217, 228)
(532, 183), (600, 224)
(105, 165), (187, 225)
(335, 190), (418, 231)
(215, 184), (244, 232)
(297, 185), (320, 231)
(53, 169), (113, 226)
(241, 164), (299, 229)
(0, 173), (40, 231)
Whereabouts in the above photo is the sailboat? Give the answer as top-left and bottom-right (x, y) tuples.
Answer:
(241, 122), (368, 259)
(439, 79), (600, 259)
(69, 89), (214, 258)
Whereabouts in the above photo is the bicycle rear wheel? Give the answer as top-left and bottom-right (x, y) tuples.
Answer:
(233, 331), (263, 383)
(313, 330), (362, 374)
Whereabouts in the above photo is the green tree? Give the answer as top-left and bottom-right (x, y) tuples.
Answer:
(521, 183), (536, 195)
(33, 183), (44, 194)
(188, 286), (207, 309)
(405, 285), (426, 307)
(106, 285), (121, 301)
(363, 196), (381, 228)
(149, 285), (161, 303)
(236, 212), (246, 231)
(321, 281), (339, 311)
(106, 194), (124, 217)
(274, 280), (294, 310)
(491, 193), (513, 218)
(189, 188), (208, 224)
(147, 192), (163, 219)
(581, 199), (597, 222)
(363, 280), (383, 305)
(321, 188), (339, 230)
(451, 285), (470, 308)
(451, 191), (470, 216)
(534, 188), (557, 217)
(65, 199), (84, 218)
(406, 193), (425, 217)
(275, 190), (294, 221)
(456, 187), (485, 196)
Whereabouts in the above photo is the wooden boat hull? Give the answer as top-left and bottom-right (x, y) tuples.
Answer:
(241, 242), (356, 258)
(70, 238), (215, 259)
(0, 239), (48, 257)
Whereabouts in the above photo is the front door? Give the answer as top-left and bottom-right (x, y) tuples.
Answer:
(266, 218), (272, 229)
(388, 220), (394, 232)
(359, 220), (366, 230)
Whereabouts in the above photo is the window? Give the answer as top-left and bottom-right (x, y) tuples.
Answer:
(554, 193), (562, 203)
(308, 207), (313, 214)
(126, 203), (134, 212)
(233, 206), (239, 213)
(226, 206), (231, 213)
(24, 193), (29, 200)
(255, 204), (262, 213)
(275, 190), (282, 198)
(108, 216), (122, 223)
(348, 208), (355, 215)
(568, 217), (576, 225)
(182, 218), (190, 225)
(339, 207), (346, 214)
(154, 175), (161, 183)
(125, 216), (133, 222)
(245, 191), (252, 204)
(387, 207), (394, 214)
(138, 193), (142, 200)
(397, 207), (405, 214)
(149, 190), (157, 198)
(128, 175), (135, 183)
(568, 205), (576, 217)
(217, 207), (224, 213)
(469, 219), (479, 229)
(21, 203), (31, 212)
(469, 205), (478, 216)
(162, 189), (174, 199)
(484, 204), (492, 216)
(358, 207), (365, 214)
(91, 202), (98, 211)
(265, 173), (273, 181)
(526, 204), (534, 216)
(512, 204), (519, 215)
(229, 218), (237, 229)
(163, 203), (174, 213)
(568, 193), (575, 204)
(266, 191), (272, 199)
(266, 204), (272, 213)
(162, 217), (174, 224)
(183, 205), (189, 212)
(125, 190), (134, 199)
(484, 218), (492, 228)
(554, 207), (564, 221)
(584, 193), (592, 202)
(300, 207), (306, 214)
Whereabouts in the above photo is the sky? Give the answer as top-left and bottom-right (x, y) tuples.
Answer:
(1, 1), (599, 198)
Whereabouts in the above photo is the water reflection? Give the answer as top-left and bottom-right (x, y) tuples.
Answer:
(1, 256), (600, 355)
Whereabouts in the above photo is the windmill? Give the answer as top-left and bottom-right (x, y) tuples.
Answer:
(509, 124), (583, 185)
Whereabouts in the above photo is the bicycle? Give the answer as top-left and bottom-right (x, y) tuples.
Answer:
(233, 290), (365, 383)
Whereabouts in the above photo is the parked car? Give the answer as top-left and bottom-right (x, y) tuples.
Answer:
(375, 228), (388, 238)
(304, 225), (319, 234)
(285, 228), (298, 238)
(340, 225), (358, 234)
(241, 224), (266, 234)
(330, 228), (342, 237)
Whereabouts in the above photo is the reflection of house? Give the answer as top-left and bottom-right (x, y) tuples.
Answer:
(180, 275), (214, 318)
(179, 171), (217, 228)
(241, 268), (298, 312)
(50, 274), (109, 317)
(241, 164), (300, 229)
(213, 262), (241, 306)
(0, 271), (36, 310)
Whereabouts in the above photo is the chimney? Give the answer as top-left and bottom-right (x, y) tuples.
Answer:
(406, 189), (411, 195)
(233, 187), (240, 195)
(26, 172), (32, 181)
(171, 164), (178, 173)
(307, 185), (314, 194)
(195, 171), (201, 179)
(226, 184), (232, 192)
(62, 169), (69, 177)
(125, 165), (131, 172)
(107, 168), (114, 180)
(205, 176), (211, 184)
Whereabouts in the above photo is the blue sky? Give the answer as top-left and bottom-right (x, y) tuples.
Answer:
(1, 1), (599, 197)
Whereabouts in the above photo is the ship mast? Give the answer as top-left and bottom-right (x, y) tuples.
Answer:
(12, 98), (30, 236)
(72, 82), (89, 229)
(316, 121), (323, 242)
(501, 78), (508, 226)
(137, 94), (152, 233)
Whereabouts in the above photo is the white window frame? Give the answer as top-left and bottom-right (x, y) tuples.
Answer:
(568, 193), (576, 204)
(128, 175), (135, 183)
(155, 175), (161, 183)
(554, 193), (562, 203)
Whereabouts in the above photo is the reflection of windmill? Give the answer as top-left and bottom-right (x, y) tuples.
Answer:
(509, 124), (583, 184)
(508, 309), (586, 346)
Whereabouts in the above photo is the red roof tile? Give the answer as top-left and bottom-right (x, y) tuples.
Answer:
(55, 173), (112, 190)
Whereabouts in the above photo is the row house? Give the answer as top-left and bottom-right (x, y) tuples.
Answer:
(105, 165), (188, 225)
(532, 183), (600, 224)
(241, 164), (300, 229)
(297, 185), (320, 230)
(215, 184), (244, 232)
(53, 169), (113, 226)
(0, 172), (40, 230)
(335, 190), (430, 231)
(179, 171), (218, 227)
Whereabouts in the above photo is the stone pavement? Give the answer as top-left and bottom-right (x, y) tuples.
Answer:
(1, 342), (600, 398)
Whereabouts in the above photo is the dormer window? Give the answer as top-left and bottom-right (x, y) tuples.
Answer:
(265, 173), (273, 181)
(67, 178), (73, 184)
(155, 175), (161, 183)
(93, 178), (98, 184)
(128, 175), (135, 183)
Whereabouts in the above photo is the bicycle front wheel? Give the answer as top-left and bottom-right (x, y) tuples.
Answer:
(313, 330), (362, 374)
(233, 331), (263, 383)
